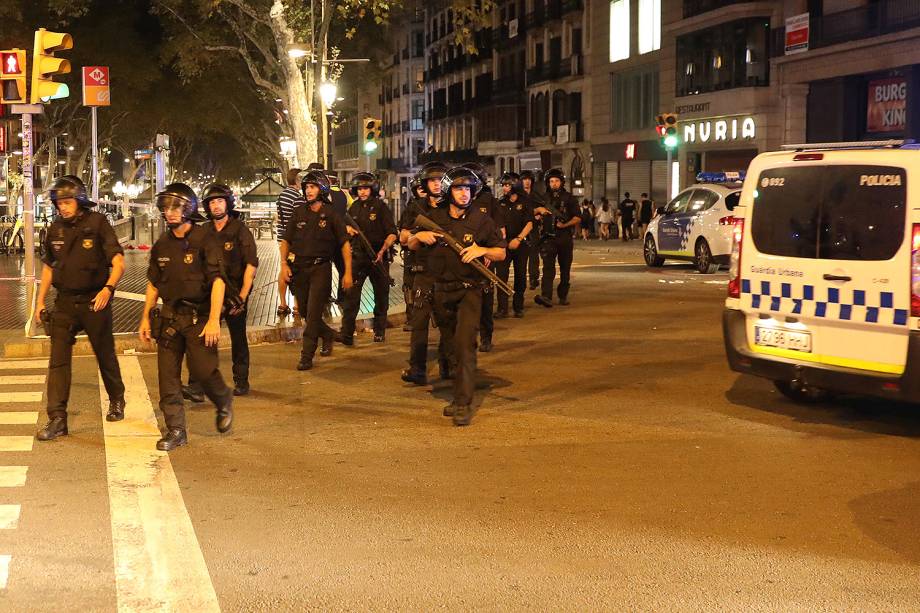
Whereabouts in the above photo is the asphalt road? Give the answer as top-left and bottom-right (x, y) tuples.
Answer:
(2, 241), (920, 611)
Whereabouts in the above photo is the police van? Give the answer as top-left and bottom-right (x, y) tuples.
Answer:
(643, 172), (742, 274)
(723, 140), (920, 403)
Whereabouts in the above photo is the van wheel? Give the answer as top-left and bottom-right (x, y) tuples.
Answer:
(695, 240), (719, 274)
(644, 235), (664, 267)
(774, 380), (834, 404)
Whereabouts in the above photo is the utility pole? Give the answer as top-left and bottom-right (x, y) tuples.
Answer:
(12, 103), (42, 335)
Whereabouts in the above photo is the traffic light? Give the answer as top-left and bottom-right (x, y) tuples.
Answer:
(363, 117), (382, 153)
(656, 113), (679, 149)
(30, 28), (73, 103)
(0, 49), (27, 104)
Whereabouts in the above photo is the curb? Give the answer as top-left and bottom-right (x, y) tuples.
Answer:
(2, 308), (408, 359)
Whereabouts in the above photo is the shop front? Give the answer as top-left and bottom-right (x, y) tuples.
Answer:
(591, 140), (669, 206)
(676, 111), (767, 190)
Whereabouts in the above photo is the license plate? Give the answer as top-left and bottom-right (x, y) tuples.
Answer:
(754, 326), (812, 353)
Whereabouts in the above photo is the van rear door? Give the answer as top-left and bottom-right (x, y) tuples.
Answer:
(742, 162), (909, 374)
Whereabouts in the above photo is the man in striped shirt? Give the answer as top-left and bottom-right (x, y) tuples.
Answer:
(276, 167), (304, 316)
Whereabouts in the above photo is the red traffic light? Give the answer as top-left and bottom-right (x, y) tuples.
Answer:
(1, 52), (23, 75)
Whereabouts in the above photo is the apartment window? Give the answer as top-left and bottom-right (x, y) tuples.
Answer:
(638, 0), (661, 54)
(612, 66), (659, 131)
(675, 17), (770, 96)
(609, 0), (630, 63)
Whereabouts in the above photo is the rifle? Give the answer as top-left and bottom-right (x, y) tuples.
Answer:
(414, 214), (513, 297)
(345, 212), (396, 287)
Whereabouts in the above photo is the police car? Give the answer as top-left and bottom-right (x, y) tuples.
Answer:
(643, 172), (743, 274)
(723, 140), (920, 403)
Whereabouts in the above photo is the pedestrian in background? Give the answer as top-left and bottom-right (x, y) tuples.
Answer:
(580, 200), (594, 241)
(638, 192), (654, 239)
(275, 168), (303, 318)
(596, 199), (613, 241)
(618, 192), (637, 242)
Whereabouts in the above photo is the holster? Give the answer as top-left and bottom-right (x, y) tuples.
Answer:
(39, 309), (53, 337)
(149, 307), (163, 341)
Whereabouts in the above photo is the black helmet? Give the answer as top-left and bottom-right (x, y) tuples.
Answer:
(409, 177), (426, 198)
(201, 183), (236, 219)
(300, 170), (331, 203)
(461, 162), (489, 185)
(418, 161), (448, 182)
(349, 172), (379, 197)
(49, 175), (94, 208)
(156, 182), (204, 224)
(520, 169), (539, 183)
(498, 171), (521, 186)
(543, 167), (566, 190)
(441, 167), (482, 206)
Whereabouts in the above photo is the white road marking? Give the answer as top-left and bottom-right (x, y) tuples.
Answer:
(0, 376), (45, 385)
(0, 555), (10, 589)
(100, 356), (221, 613)
(0, 467), (28, 487)
(0, 413), (38, 425)
(0, 360), (46, 370)
(0, 438), (33, 452)
(0, 393), (42, 404)
(0, 505), (21, 529)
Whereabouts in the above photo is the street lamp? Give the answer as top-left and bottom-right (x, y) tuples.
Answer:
(320, 82), (337, 108)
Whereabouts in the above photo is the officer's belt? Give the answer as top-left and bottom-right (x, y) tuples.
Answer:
(55, 287), (103, 298)
(434, 280), (485, 292)
(167, 299), (209, 315)
(291, 256), (329, 266)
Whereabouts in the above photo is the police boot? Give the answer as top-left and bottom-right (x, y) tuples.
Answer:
(106, 398), (126, 422)
(401, 369), (427, 385)
(452, 404), (478, 427)
(534, 295), (553, 308)
(321, 334), (335, 355)
(156, 428), (188, 452)
(233, 381), (250, 396)
(479, 337), (493, 353)
(216, 397), (233, 433)
(373, 329), (385, 343)
(37, 417), (68, 441)
(182, 385), (205, 403)
(297, 357), (313, 371)
(442, 403), (457, 417)
(495, 309), (508, 319)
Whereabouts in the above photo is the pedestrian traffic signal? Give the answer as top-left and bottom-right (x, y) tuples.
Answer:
(0, 49), (27, 104)
(656, 113), (679, 149)
(363, 117), (382, 154)
(30, 28), (73, 103)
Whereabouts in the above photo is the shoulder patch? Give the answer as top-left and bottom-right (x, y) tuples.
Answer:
(82, 238), (94, 249)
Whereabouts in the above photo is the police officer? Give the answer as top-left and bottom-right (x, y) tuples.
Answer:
(34, 176), (126, 441)
(462, 162), (504, 353)
(520, 169), (545, 290)
(534, 168), (582, 308)
(399, 162), (450, 385)
(308, 164), (351, 304)
(399, 178), (427, 332)
(340, 172), (397, 344)
(138, 183), (233, 452)
(409, 167), (506, 426)
(279, 170), (353, 370)
(183, 184), (258, 399)
(496, 172), (535, 318)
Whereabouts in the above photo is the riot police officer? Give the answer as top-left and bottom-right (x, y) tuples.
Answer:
(496, 172), (534, 318)
(534, 168), (582, 307)
(183, 184), (258, 399)
(138, 183), (233, 451)
(408, 167), (506, 426)
(400, 177), (427, 332)
(462, 162), (504, 353)
(340, 172), (397, 344)
(279, 170), (353, 370)
(399, 162), (450, 385)
(520, 169), (545, 290)
(34, 176), (126, 441)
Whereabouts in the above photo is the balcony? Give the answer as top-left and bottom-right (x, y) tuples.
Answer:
(418, 149), (492, 165)
(402, 83), (409, 95)
(552, 121), (583, 144)
(770, 1), (920, 56)
(561, 0), (583, 16)
(492, 21), (527, 49)
(492, 77), (527, 104)
(525, 55), (583, 86)
(525, 8), (545, 29)
(683, 0), (753, 19)
(475, 105), (526, 143)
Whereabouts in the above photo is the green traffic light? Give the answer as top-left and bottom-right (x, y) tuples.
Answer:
(664, 134), (679, 149)
(364, 141), (378, 153)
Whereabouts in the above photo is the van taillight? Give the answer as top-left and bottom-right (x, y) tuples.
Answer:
(912, 224), (920, 317)
(728, 218), (744, 299)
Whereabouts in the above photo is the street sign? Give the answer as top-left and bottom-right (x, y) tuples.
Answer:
(134, 148), (153, 160)
(82, 65), (110, 106)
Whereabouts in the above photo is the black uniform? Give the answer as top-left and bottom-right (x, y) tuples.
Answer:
(329, 188), (350, 302)
(525, 187), (546, 288)
(423, 206), (505, 407)
(284, 202), (349, 362)
(188, 217), (258, 391)
(148, 225), (231, 431)
(497, 193), (535, 315)
(538, 189), (581, 303)
(471, 188), (504, 347)
(341, 197), (397, 339)
(401, 196), (450, 378)
(398, 198), (424, 317)
(43, 210), (125, 419)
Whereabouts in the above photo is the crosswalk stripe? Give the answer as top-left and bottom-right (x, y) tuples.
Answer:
(0, 438), (33, 452)
(0, 393), (42, 404)
(100, 356), (221, 613)
(0, 467), (28, 487)
(0, 413), (38, 425)
(0, 555), (10, 589)
(0, 360), (46, 370)
(0, 376), (45, 385)
(0, 506), (20, 529)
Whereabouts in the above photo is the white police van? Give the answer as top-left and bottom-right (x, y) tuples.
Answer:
(723, 140), (920, 403)
(643, 172), (742, 274)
